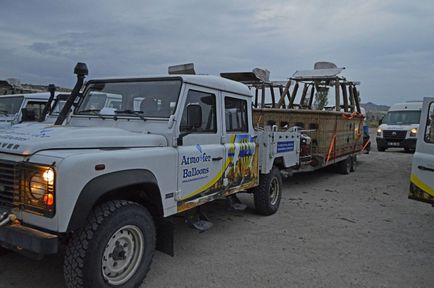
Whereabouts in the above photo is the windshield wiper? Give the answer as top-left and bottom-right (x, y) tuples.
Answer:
(0, 110), (10, 116)
(78, 109), (106, 120)
(114, 110), (147, 121)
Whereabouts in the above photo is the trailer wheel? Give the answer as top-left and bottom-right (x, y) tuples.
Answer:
(253, 166), (282, 216)
(0, 247), (10, 256)
(350, 155), (357, 172)
(64, 200), (155, 288)
(336, 157), (351, 175)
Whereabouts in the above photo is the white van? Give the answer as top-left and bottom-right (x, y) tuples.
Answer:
(376, 101), (422, 152)
(0, 93), (52, 127)
(409, 97), (434, 205)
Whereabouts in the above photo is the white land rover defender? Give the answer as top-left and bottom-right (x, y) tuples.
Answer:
(0, 63), (300, 288)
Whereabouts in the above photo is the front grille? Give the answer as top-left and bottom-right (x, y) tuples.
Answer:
(0, 160), (19, 208)
(383, 130), (407, 141)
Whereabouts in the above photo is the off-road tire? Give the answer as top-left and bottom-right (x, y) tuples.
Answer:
(253, 166), (282, 216)
(336, 157), (351, 175)
(64, 200), (155, 288)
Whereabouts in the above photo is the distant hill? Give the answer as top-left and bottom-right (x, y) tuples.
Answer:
(361, 102), (389, 112)
(0, 78), (71, 95)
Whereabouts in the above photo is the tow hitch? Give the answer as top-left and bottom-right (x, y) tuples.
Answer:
(0, 212), (16, 227)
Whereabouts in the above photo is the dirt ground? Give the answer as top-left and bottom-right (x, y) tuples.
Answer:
(1, 132), (433, 288)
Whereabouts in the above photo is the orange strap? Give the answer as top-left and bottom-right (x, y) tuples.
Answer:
(341, 112), (360, 120)
(326, 134), (337, 163)
(362, 139), (371, 151)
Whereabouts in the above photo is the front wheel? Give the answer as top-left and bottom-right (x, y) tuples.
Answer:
(253, 166), (282, 216)
(64, 200), (155, 288)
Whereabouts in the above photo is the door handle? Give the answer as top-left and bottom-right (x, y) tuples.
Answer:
(212, 156), (223, 161)
(418, 165), (434, 172)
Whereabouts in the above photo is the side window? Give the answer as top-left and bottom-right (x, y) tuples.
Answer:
(225, 97), (248, 132)
(180, 90), (216, 133)
(425, 102), (434, 143)
(23, 101), (47, 121)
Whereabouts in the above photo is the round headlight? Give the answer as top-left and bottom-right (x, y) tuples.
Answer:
(410, 128), (417, 134)
(30, 173), (47, 199)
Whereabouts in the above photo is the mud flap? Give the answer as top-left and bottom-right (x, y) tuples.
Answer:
(155, 217), (175, 257)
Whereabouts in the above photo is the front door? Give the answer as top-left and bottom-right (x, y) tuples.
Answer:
(410, 97), (434, 204)
(176, 87), (225, 211)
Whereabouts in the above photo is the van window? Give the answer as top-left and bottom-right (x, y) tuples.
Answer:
(382, 110), (421, 125)
(424, 102), (434, 143)
(225, 97), (248, 132)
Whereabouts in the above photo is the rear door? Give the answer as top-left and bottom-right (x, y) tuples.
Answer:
(409, 97), (434, 204)
(221, 93), (258, 191)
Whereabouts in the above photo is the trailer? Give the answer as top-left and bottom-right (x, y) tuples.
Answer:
(222, 62), (364, 174)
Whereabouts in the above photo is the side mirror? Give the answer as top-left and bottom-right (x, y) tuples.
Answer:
(21, 108), (36, 122)
(186, 104), (202, 130)
(378, 117), (383, 125)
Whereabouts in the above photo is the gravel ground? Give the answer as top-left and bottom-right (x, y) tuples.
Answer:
(1, 132), (433, 288)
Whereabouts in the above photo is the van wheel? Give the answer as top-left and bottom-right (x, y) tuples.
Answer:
(64, 200), (155, 288)
(336, 157), (351, 175)
(377, 146), (386, 152)
(253, 166), (282, 216)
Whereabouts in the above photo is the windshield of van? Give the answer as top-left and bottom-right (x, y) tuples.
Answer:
(0, 96), (24, 116)
(382, 110), (421, 125)
(77, 80), (182, 118)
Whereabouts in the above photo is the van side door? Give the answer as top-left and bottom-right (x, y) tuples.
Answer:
(409, 97), (434, 204)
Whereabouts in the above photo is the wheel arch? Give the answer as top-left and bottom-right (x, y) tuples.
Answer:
(66, 169), (162, 232)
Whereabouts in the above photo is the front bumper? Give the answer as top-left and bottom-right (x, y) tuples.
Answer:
(0, 223), (58, 257)
(376, 137), (416, 149)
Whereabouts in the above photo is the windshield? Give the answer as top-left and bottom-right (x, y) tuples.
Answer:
(51, 100), (66, 115)
(382, 110), (421, 125)
(0, 96), (24, 115)
(77, 80), (182, 118)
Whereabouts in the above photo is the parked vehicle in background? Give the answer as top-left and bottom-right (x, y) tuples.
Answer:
(376, 101), (422, 152)
(0, 93), (53, 127)
(409, 97), (434, 205)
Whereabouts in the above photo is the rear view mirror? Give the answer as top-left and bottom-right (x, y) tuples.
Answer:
(186, 104), (202, 130)
(21, 108), (36, 122)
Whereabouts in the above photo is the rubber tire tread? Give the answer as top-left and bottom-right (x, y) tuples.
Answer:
(64, 200), (155, 288)
(336, 157), (351, 175)
(253, 166), (282, 216)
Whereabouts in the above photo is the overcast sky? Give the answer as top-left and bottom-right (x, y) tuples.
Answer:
(0, 0), (433, 105)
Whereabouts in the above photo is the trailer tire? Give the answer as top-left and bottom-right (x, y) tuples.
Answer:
(350, 155), (357, 172)
(0, 247), (10, 256)
(64, 200), (155, 288)
(253, 166), (282, 216)
(336, 157), (351, 175)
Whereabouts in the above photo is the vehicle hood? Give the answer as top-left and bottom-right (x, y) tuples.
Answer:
(0, 123), (167, 156)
